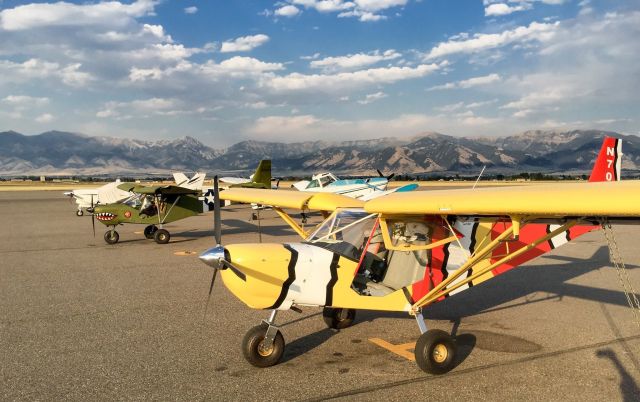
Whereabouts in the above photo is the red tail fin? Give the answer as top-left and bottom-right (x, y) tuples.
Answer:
(589, 136), (622, 182)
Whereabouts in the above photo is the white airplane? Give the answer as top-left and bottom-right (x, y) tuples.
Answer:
(292, 171), (394, 199)
(64, 172), (206, 216)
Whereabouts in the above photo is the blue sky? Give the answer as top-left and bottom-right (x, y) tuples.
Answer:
(0, 0), (638, 146)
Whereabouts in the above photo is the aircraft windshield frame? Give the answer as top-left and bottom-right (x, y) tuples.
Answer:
(305, 208), (377, 261)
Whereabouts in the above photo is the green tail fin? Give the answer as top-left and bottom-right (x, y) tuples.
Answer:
(251, 160), (271, 188)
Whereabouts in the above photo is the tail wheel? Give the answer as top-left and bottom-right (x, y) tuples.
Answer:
(104, 230), (119, 245)
(154, 229), (170, 244)
(143, 225), (158, 239)
(242, 324), (285, 368)
(76, 210), (84, 217)
(322, 307), (356, 329)
(414, 329), (457, 375)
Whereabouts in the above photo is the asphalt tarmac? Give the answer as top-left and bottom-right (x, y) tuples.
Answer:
(2, 191), (640, 401)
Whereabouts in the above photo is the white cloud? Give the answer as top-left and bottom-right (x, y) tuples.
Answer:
(429, 73), (501, 90)
(0, 58), (93, 87)
(184, 6), (198, 15)
(35, 113), (54, 123)
(425, 21), (559, 59)
(0, 0), (158, 31)
(264, 63), (441, 93)
(2, 95), (49, 107)
(357, 91), (387, 104)
(310, 49), (401, 72)
(485, 3), (531, 16)
(220, 34), (270, 53)
(270, 0), (407, 22)
(275, 5), (301, 17)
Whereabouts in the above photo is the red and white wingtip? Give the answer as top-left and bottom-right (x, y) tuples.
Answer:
(589, 136), (622, 182)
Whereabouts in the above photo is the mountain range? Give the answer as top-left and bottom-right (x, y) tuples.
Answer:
(1, 129), (638, 177)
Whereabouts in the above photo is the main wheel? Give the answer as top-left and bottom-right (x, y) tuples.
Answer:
(322, 307), (356, 329)
(154, 229), (170, 244)
(76, 210), (84, 217)
(414, 329), (457, 375)
(104, 230), (119, 245)
(143, 225), (158, 239)
(242, 324), (285, 368)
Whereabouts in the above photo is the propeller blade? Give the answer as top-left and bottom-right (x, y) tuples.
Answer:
(223, 261), (247, 281)
(386, 173), (395, 181)
(91, 194), (95, 237)
(203, 268), (218, 320)
(377, 169), (384, 177)
(213, 175), (221, 245)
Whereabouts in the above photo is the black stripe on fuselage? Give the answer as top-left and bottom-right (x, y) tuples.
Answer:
(266, 244), (298, 310)
(325, 253), (340, 306)
(546, 225), (555, 250)
(466, 220), (480, 287)
(402, 287), (414, 304)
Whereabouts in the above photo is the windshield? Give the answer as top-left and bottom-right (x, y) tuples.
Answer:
(306, 209), (377, 261)
(120, 193), (142, 208)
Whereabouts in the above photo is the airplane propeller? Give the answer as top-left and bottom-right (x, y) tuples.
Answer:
(201, 175), (246, 319)
(377, 169), (395, 181)
(90, 194), (95, 237)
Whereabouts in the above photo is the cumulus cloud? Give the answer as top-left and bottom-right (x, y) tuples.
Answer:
(268, 0), (407, 22)
(425, 21), (559, 59)
(0, 0), (158, 31)
(264, 63), (441, 93)
(35, 113), (54, 123)
(275, 5), (301, 17)
(184, 6), (198, 14)
(357, 91), (387, 104)
(429, 73), (501, 90)
(483, 0), (566, 17)
(310, 49), (401, 72)
(220, 34), (270, 53)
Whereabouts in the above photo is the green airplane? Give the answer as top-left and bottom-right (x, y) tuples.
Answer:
(92, 184), (203, 245)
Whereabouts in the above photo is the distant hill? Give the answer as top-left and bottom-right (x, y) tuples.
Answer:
(0, 129), (638, 176)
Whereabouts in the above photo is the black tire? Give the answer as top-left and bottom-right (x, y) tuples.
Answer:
(322, 307), (356, 329)
(143, 225), (158, 239)
(414, 329), (457, 375)
(154, 229), (170, 244)
(242, 324), (285, 368)
(104, 230), (119, 245)
(76, 210), (84, 217)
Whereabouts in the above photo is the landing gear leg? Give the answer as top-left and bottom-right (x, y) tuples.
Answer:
(242, 310), (285, 368)
(413, 309), (457, 375)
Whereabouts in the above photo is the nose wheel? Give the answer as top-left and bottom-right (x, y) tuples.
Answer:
(242, 310), (285, 368)
(104, 229), (119, 244)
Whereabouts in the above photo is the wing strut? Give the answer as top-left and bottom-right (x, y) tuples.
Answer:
(411, 219), (578, 312)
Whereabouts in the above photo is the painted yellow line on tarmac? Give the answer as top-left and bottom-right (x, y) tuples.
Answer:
(369, 338), (416, 361)
(134, 231), (143, 234)
(174, 251), (197, 256)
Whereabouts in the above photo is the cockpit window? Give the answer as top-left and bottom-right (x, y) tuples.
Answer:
(121, 193), (142, 208)
(319, 176), (334, 187)
(306, 209), (377, 261)
(307, 179), (320, 189)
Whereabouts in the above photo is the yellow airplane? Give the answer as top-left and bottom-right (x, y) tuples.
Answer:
(200, 137), (637, 374)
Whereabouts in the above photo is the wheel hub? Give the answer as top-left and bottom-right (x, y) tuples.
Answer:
(433, 343), (448, 363)
(257, 340), (274, 357)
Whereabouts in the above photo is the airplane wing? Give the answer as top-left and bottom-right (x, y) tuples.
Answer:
(117, 183), (199, 195)
(364, 181), (640, 218)
(220, 188), (364, 211)
(220, 177), (251, 185)
(359, 183), (419, 201)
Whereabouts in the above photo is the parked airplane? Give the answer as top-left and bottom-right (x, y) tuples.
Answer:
(292, 170), (393, 199)
(198, 137), (634, 374)
(93, 183), (202, 245)
(65, 172), (206, 216)
(202, 160), (272, 213)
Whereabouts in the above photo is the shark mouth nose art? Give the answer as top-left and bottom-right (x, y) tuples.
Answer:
(95, 212), (116, 221)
